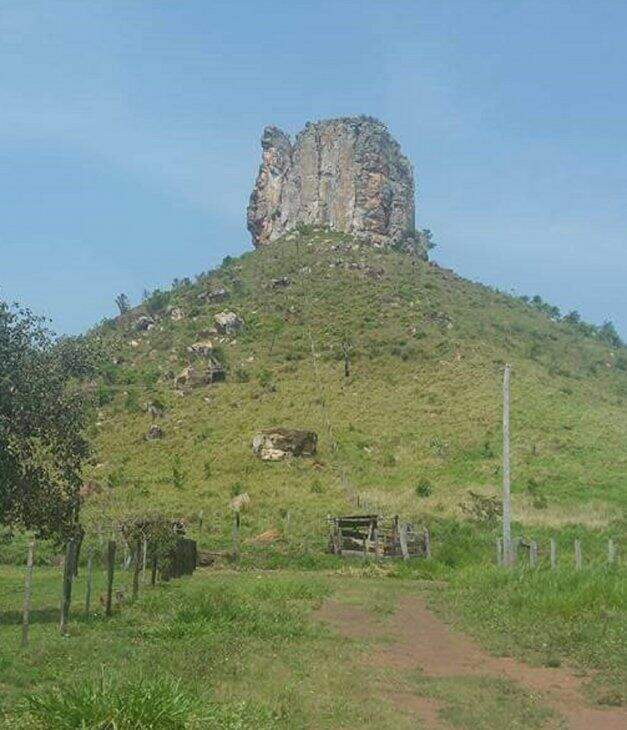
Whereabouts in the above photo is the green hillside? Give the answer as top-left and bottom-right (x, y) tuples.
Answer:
(84, 228), (626, 546)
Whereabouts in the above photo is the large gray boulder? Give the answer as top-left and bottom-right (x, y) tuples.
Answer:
(247, 116), (418, 250)
(252, 428), (318, 461)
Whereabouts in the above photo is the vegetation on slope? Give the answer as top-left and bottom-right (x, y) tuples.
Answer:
(82, 228), (625, 549)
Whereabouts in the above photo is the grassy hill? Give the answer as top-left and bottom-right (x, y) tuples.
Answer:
(83, 227), (626, 550)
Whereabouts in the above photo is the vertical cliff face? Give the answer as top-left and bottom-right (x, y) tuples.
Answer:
(247, 117), (417, 249)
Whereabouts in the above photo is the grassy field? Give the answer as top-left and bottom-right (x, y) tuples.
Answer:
(0, 553), (624, 728)
(2, 229), (624, 727)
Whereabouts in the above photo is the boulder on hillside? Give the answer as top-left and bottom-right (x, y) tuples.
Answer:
(168, 307), (185, 322)
(174, 361), (225, 388)
(214, 311), (243, 335)
(271, 276), (291, 289)
(135, 315), (155, 332)
(187, 340), (214, 358)
(146, 424), (164, 440)
(251, 428), (318, 461)
(200, 286), (229, 303)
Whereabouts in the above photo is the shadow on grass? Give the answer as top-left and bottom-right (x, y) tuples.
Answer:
(0, 607), (65, 625)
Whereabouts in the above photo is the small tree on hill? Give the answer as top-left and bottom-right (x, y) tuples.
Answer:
(115, 293), (130, 315)
(0, 301), (96, 539)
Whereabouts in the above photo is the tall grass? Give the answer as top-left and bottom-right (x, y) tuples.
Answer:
(18, 672), (197, 729)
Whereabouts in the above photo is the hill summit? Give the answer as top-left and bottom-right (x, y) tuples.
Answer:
(247, 116), (418, 251)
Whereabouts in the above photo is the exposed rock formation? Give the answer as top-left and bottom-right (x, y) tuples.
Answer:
(251, 428), (318, 461)
(247, 116), (417, 249)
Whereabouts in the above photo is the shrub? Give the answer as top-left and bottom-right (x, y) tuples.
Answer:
(415, 478), (433, 498)
(460, 491), (502, 525)
(20, 672), (197, 729)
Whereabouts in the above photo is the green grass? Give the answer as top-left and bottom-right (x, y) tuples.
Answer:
(80, 229), (625, 544)
(431, 562), (626, 701)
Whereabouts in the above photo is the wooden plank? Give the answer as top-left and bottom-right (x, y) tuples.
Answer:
(399, 523), (409, 560)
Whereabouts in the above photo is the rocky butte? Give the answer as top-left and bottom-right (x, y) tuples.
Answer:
(247, 116), (422, 252)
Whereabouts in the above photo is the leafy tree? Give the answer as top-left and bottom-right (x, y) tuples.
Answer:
(0, 301), (96, 539)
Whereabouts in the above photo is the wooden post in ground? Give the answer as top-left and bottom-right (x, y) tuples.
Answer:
(550, 537), (557, 570)
(85, 547), (93, 614)
(530, 540), (538, 568)
(141, 538), (148, 584)
(132, 539), (141, 601)
(198, 510), (204, 538)
(150, 552), (158, 587)
(496, 537), (502, 566)
(105, 540), (116, 617)
(21, 539), (35, 648)
(423, 528), (431, 559)
(502, 364), (512, 566)
(574, 539), (582, 570)
(362, 535), (367, 563)
(399, 523), (409, 561)
(373, 525), (379, 562)
(59, 538), (76, 635)
(231, 511), (240, 563)
(608, 539), (616, 565)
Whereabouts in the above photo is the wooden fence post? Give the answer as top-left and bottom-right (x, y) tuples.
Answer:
(132, 539), (141, 601)
(373, 525), (379, 562)
(496, 537), (502, 566)
(362, 535), (367, 562)
(529, 540), (538, 568)
(105, 540), (116, 617)
(85, 547), (93, 614)
(423, 528), (431, 559)
(141, 538), (148, 584)
(574, 539), (582, 570)
(21, 539), (35, 648)
(59, 538), (76, 635)
(198, 510), (204, 537)
(608, 538), (616, 565)
(150, 551), (158, 587)
(399, 523), (409, 561)
(550, 537), (557, 570)
(231, 512), (240, 562)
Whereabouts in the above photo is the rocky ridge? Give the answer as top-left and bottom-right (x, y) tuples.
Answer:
(247, 116), (419, 251)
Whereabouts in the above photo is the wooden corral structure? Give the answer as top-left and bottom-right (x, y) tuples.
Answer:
(328, 515), (429, 559)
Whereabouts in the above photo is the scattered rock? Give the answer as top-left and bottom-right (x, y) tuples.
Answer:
(187, 340), (214, 358)
(135, 315), (155, 332)
(251, 428), (318, 461)
(271, 276), (291, 289)
(199, 286), (229, 303)
(146, 400), (165, 418)
(230, 492), (251, 512)
(168, 307), (185, 322)
(130, 340), (140, 348)
(174, 362), (225, 388)
(146, 425), (164, 440)
(214, 311), (243, 335)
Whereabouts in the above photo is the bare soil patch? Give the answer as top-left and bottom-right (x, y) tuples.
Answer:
(316, 593), (626, 730)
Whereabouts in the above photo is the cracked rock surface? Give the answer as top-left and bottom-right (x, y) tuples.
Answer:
(247, 116), (416, 249)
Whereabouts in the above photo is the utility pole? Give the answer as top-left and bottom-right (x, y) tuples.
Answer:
(502, 364), (512, 566)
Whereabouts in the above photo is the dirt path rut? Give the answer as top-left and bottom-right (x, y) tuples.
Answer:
(316, 594), (626, 730)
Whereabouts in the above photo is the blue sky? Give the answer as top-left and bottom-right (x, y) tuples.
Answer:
(2, 1), (625, 337)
